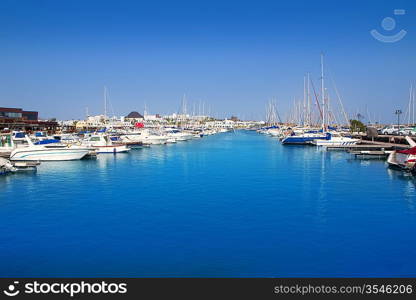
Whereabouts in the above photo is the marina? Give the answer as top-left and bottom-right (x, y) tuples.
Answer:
(1, 131), (416, 277)
(2, 0), (416, 286)
(2, 49), (416, 278)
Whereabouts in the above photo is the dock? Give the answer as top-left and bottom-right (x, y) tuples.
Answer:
(326, 141), (409, 151)
(349, 150), (393, 159)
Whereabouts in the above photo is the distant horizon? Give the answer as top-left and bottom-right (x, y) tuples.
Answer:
(1, 0), (415, 123)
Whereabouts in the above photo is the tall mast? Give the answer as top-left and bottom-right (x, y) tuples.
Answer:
(412, 85), (415, 125)
(320, 53), (325, 131)
(408, 86), (412, 125)
(303, 75), (306, 126)
(104, 86), (107, 121)
(307, 73), (311, 126)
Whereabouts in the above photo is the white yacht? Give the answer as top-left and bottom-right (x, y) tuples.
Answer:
(10, 136), (91, 161)
(83, 134), (130, 153)
(165, 129), (194, 141)
(120, 129), (168, 145)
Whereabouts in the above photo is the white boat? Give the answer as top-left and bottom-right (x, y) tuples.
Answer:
(311, 133), (360, 146)
(165, 129), (194, 141)
(0, 157), (16, 174)
(0, 133), (16, 156)
(83, 134), (130, 153)
(10, 136), (91, 161)
(387, 136), (416, 172)
(120, 129), (168, 145)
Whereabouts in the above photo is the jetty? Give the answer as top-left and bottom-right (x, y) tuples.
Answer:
(323, 136), (411, 160)
(326, 142), (408, 151)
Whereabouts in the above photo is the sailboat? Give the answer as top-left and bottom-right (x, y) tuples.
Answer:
(310, 132), (360, 146)
(282, 54), (329, 145)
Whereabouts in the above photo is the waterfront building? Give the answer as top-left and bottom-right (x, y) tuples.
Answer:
(0, 107), (58, 131)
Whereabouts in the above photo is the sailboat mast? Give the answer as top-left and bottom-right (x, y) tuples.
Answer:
(307, 73), (310, 127)
(303, 75), (306, 127)
(321, 53), (325, 131)
(412, 85), (415, 125)
(104, 86), (107, 121)
(408, 86), (411, 126)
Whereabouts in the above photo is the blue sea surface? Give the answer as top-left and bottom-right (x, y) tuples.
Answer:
(1, 131), (415, 277)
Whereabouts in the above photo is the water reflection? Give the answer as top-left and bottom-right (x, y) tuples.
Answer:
(386, 167), (416, 212)
(3, 131), (416, 277)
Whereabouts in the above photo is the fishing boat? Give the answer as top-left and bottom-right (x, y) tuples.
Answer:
(10, 136), (91, 161)
(387, 136), (416, 172)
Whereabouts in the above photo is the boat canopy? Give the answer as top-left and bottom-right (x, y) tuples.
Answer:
(34, 139), (60, 145)
(14, 132), (25, 138)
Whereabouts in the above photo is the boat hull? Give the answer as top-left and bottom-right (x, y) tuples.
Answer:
(281, 135), (328, 145)
(387, 151), (416, 171)
(93, 145), (130, 153)
(10, 149), (89, 161)
(312, 139), (359, 146)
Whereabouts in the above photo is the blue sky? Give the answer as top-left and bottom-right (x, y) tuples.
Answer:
(0, 0), (415, 122)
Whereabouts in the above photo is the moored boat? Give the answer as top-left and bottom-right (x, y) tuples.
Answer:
(387, 136), (416, 172)
(281, 131), (330, 145)
(10, 139), (91, 161)
(311, 133), (360, 146)
(83, 134), (130, 153)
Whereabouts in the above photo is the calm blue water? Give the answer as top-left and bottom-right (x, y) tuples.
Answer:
(1, 131), (416, 277)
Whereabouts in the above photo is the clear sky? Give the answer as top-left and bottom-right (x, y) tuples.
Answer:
(0, 0), (415, 123)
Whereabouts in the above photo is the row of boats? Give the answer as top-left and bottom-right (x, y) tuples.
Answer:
(0, 127), (230, 173)
(259, 125), (416, 175)
(258, 126), (360, 146)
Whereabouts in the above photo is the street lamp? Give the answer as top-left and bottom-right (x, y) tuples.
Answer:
(395, 109), (402, 134)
